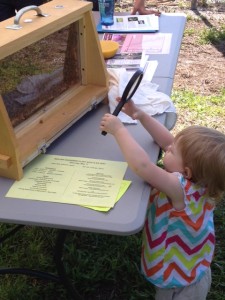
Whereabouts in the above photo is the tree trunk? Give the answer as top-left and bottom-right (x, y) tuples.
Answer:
(191, 0), (198, 10)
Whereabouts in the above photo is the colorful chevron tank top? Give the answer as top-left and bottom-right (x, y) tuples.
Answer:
(141, 172), (215, 288)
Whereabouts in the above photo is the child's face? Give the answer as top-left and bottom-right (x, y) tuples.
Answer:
(163, 141), (184, 174)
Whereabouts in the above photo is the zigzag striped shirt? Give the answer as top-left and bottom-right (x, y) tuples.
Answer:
(141, 172), (215, 288)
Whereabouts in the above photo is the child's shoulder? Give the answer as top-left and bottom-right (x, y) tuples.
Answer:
(173, 172), (213, 208)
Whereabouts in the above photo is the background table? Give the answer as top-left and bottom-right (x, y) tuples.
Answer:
(96, 12), (187, 86)
(148, 13), (187, 79)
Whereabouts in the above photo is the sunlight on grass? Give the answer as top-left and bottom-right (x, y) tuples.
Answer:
(171, 89), (225, 132)
(184, 27), (196, 36)
(199, 25), (225, 44)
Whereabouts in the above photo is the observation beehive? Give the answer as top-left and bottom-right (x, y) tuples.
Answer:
(0, 0), (108, 180)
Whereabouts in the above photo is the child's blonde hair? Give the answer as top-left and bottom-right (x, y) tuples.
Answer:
(175, 126), (225, 201)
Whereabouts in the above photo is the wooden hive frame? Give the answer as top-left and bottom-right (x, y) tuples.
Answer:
(0, 0), (108, 180)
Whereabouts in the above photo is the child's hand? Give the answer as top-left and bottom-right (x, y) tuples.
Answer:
(116, 97), (142, 120)
(100, 114), (124, 135)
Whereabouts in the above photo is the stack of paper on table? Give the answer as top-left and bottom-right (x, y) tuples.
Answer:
(102, 32), (172, 57)
(102, 31), (149, 70)
(6, 154), (130, 212)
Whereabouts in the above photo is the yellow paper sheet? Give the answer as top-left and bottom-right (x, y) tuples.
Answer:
(84, 180), (131, 211)
(6, 154), (127, 208)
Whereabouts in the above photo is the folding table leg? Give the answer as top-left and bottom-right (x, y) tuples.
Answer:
(54, 229), (83, 300)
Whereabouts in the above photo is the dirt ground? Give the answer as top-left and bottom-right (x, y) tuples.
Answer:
(118, 0), (225, 95)
(170, 3), (225, 95)
(151, 1), (225, 95)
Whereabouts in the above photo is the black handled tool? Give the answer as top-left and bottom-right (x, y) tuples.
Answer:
(102, 67), (144, 136)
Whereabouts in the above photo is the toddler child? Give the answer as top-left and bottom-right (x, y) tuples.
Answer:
(100, 98), (225, 300)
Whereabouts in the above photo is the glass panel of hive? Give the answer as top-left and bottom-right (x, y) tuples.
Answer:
(0, 22), (81, 128)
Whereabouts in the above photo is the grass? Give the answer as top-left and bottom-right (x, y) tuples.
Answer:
(171, 89), (225, 131)
(0, 227), (155, 299)
(199, 25), (225, 44)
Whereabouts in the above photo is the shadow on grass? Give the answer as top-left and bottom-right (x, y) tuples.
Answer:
(192, 8), (225, 57)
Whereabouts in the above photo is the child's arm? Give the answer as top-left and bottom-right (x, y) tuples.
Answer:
(119, 99), (174, 151)
(100, 114), (184, 210)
